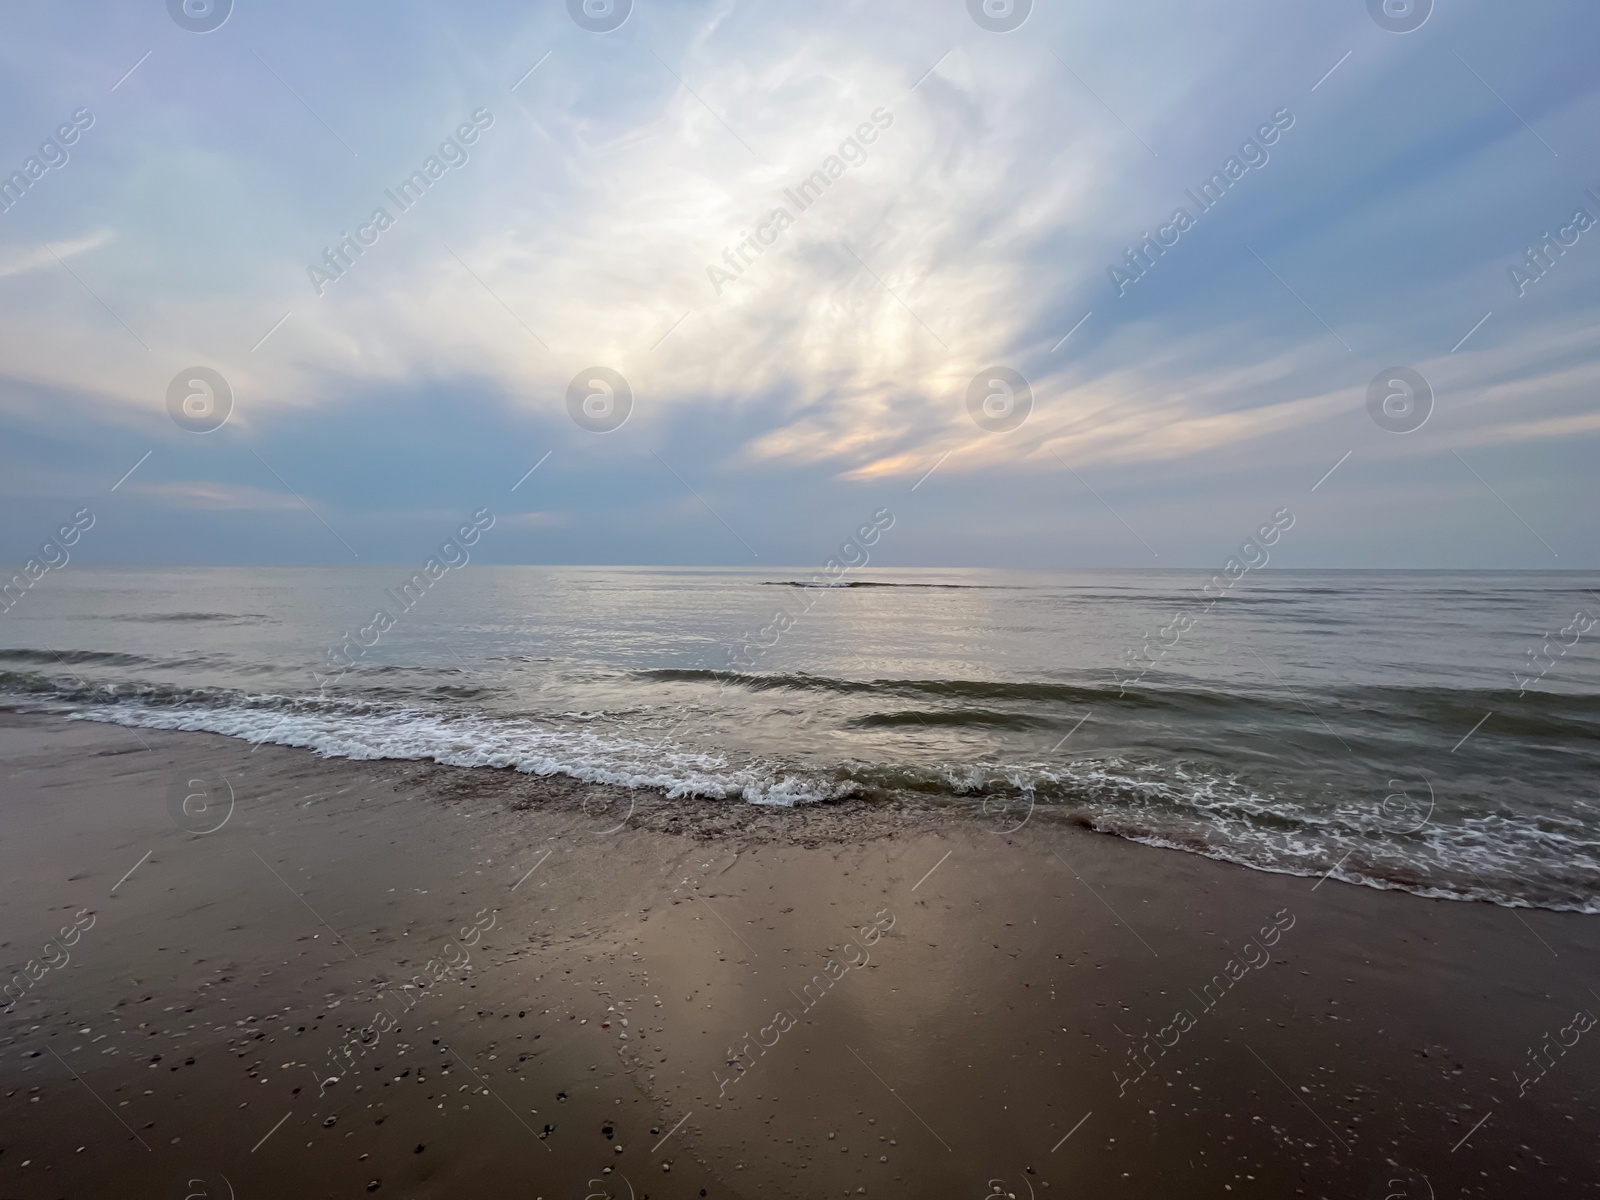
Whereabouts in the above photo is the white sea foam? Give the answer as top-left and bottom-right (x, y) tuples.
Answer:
(75, 699), (855, 807)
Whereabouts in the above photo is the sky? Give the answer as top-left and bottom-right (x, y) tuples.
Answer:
(1, 0), (1597, 569)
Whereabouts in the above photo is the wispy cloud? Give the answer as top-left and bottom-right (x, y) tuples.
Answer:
(0, 229), (114, 279)
(130, 480), (306, 512)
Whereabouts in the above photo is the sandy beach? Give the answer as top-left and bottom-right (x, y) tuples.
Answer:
(0, 711), (1596, 1199)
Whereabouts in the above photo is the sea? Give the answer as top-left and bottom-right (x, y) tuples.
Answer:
(1, 566), (1596, 913)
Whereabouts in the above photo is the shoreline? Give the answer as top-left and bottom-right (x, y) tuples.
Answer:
(0, 712), (1596, 1198)
(60, 701), (1599, 914)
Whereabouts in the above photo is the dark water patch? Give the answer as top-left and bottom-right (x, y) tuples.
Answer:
(0, 647), (158, 668)
(118, 612), (277, 623)
(849, 709), (1052, 731)
(760, 580), (1000, 589)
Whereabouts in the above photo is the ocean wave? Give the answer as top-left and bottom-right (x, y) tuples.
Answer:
(0, 663), (503, 709)
(891, 760), (1600, 914)
(4, 668), (1596, 913)
(68, 696), (857, 807)
(634, 669), (1120, 704)
(633, 668), (1600, 724)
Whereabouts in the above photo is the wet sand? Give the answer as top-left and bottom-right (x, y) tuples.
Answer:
(0, 711), (1596, 1199)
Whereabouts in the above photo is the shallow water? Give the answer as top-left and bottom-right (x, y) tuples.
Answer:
(2, 565), (1597, 910)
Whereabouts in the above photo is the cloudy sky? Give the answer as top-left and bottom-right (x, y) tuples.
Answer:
(1, 0), (1596, 568)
